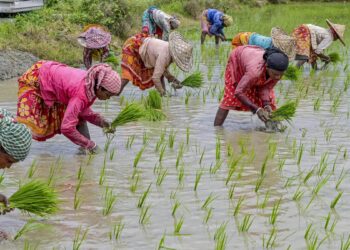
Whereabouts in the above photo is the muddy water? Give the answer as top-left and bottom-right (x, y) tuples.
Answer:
(1, 43), (350, 249)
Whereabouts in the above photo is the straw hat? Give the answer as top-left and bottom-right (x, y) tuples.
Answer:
(271, 27), (296, 60)
(326, 19), (346, 46)
(77, 27), (111, 49)
(169, 32), (193, 72)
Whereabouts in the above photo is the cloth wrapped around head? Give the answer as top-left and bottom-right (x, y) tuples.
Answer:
(169, 16), (180, 29)
(263, 47), (289, 72)
(222, 14), (233, 27)
(0, 108), (32, 161)
(85, 63), (121, 101)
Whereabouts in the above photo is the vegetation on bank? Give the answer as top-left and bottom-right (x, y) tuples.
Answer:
(0, 0), (349, 66)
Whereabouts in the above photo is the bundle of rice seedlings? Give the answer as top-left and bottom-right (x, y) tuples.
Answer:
(110, 103), (144, 128)
(143, 90), (166, 121)
(104, 50), (119, 66)
(328, 52), (341, 63)
(144, 90), (162, 109)
(284, 65), (301, 81)
(181, 72), (204, 88)
(270, 101), (297, 123)
(6, 180), (58, 216)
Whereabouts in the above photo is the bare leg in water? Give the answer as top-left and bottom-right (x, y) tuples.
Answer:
(77, 120), (90, 139)
(201, 32), (207, 45)
(215, 36), (220, 45)
(119, 79), (129, 95)
(214, 108), (229, 126)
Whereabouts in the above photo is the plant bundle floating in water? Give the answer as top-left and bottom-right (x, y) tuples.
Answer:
(143, 90), (166, 121)
(181, 72), (204, 88)
(328, 52), (341, 63)
(1, 180), (59, 216)
(284, 65), (301, 81)
(270, 101), (297, 123)
(110, 103), (145, 128)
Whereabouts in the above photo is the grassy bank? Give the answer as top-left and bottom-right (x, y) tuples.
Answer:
(0, 1), (349, 66)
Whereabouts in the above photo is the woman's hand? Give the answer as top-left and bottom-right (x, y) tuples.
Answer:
(0, 193), (13, 215)
(171, 79), (183, 89)
(88, 144), (101, 155)
(256, 108), (270, 123)
(102, 121), (116, 134)
(264, 105), (273, 115)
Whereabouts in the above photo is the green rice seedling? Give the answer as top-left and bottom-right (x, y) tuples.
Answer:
(255, 176), (264, 193)
(130, 172), (140, 193)
(284, 176), (297, 188)
(268, 141), (277, 159)
(293, 186), (304, 202)
(86, 153), (95, 165)
(109, 220), (124, 241)
(74, 176), (83, 210)
(194, 169), (203, 191)
(313, 98), (321, 111)
(159, 144), (167, 162)
(278, 159), (286, 171)
(214, 222), (227, 250)
(303, 169), (314, 185)
(259, 190), (270, 209)
(216, 137), (221, 161)
(0, 171), (4, 185)
(73, 226), (88, 250)
(336, 168), (347, 190)
(137, 184), (152, 208)
(324, 212), (337, 233)
(328, 52), (341, 63)
(157, 233), (176, 250)
(143, 131), (149, 145)
(238, 215), (254, 232)
(184, 90), (191, 105)
(103, 187), (117, 216)
(269, 198), (281, 226)
(344, 148), (348, 160)
(228, 184), (236, 200)
(109, 148), (116, 161)
(210, 160), (223, 175)
(260, 155), (268, 177)
(186, 127), (190, 145)
(225, 156), (242, 185)
(181, 71), (203, 88)
(126, 135), (135, 149)
(226, 144), (234, 157)
(156, 167), (167, 186)
(270, 101), (297, 123)
(109, 103), (144, 128)
(176, 142), (185, 169)
(133, 147), (145, 168)
(341, 234), (350, 250)
(14, 220), (43, 240)
(2, 180), (58, 216)
(233, 196), (245, 216)
(27, 159), (38, 178)
(23, 240), (39, 250)
(199, 147), (206, 165)
(263, 228), (277, 249)
(317, 153), (329, 176)
(203, 207), (213, 224)
(284, 65), (301, 81)
(178, 165), (185, 186)
(291, 138), (297, 158)
(99, 155), (107, 185)
(172, 199), (181, 217)
(202, 91), (207, 103)
(312, 175), (330, 196)
(305, 231), (328, 250)
(139, 205), (151, 225)
(104, 134), (115, 152)
(168, 129), (177, 149)
(297, 143), (304, 166)
(201, 193), (216, 210)
(173, 216), (184, 234)
(310, 139), (317, 156)
(324, 128), (333, 142)
(302, 128), (307, 138)
(330, 191), (343, 209)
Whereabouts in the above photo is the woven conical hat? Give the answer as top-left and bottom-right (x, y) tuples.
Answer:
(271, 27), (296, 60)
(326, 19), (345, 46)
(169, 32), (193, 72)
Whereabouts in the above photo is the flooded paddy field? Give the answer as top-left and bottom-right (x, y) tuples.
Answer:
(1, 42), (350, 250)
